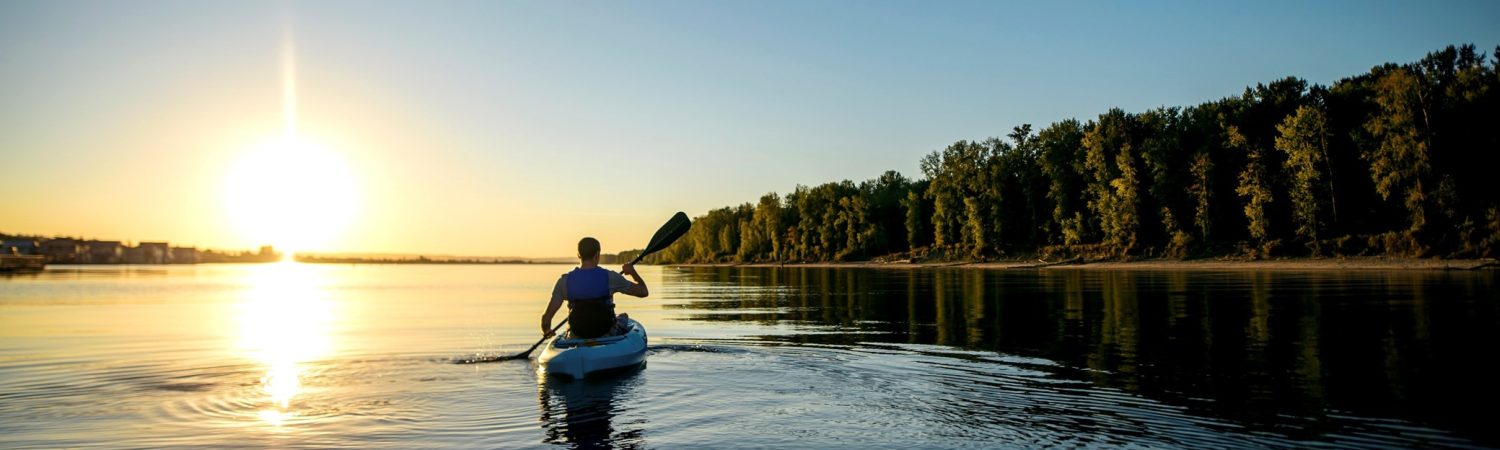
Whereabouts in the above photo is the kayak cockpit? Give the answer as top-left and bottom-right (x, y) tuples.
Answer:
(538, 319), (648, 379)
(552, 331), (632, 349)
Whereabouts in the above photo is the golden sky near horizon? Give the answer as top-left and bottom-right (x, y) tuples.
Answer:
(0, 27), (669, 258)
(0, 5), (697, 258)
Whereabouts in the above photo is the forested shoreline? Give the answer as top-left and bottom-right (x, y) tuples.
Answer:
(646, 45), (1500, 264)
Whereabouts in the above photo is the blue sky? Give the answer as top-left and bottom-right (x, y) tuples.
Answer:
(2, 0), (1497, 256)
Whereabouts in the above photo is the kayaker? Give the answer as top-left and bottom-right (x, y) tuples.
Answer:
(541, 237), (648, 339)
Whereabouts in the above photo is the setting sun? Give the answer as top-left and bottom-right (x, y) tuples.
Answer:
(224, 135), (358, 254)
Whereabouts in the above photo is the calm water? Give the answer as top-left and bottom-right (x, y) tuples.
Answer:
(1, 264), (1496, 448)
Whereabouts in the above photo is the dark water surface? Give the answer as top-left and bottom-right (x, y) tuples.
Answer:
(668, 266), (1500, 448)
(1, 264), (1496, 448)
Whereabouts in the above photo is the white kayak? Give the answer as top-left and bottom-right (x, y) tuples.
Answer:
(538, 318), (648, 379)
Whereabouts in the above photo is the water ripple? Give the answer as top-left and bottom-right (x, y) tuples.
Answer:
(6, 266), (1495, 448)
(3, 336), (1484, 449)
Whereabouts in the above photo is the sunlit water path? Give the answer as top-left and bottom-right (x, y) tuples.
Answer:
(1, 264), (1495, 448)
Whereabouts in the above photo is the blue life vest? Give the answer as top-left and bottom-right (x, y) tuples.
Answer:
(565, 267), (613, 306)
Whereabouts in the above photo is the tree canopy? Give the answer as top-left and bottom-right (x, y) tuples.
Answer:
(652, 45), (1500, 263)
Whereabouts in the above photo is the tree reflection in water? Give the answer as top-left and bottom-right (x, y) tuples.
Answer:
(662, 266), (1499, 443)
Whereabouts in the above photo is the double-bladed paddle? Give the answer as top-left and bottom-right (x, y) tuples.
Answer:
(459, 212), (691, 364)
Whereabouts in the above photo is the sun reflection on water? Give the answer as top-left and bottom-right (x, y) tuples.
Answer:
(235, 262), (336, 427)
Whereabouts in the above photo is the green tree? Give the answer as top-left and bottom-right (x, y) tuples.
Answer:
(837, 193), (873, 259)
(903, 189), (925, 250)
(1276, 104), (1337, 249)
(1238, 77), (1309, 245)
(1233, 126), (1275, 244)
(1364, 67), (1434, 237)
(1189, 150), (1214, 242)
(863, 170), (912, 254)
(1179, 99), (1248, 245)
(962, 197), (986, 258)
(1083, 109), (1143, 254)
(1138, 108), (1187, 252)
(1008, 125), (1052, 245)
(1037, 120), (1090, 244)
(921, 140), (991, 252)
(753, 193), (783, 261)
(788, 186), (821, 260)
(920, 150), (957, 247)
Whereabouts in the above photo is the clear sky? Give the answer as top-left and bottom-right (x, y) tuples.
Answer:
(2, 0), (1497, 258)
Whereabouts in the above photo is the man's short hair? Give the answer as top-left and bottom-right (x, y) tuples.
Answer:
(578, 237), (601, 260)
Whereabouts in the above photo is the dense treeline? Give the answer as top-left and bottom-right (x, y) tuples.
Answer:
(653, 45), (1500, 263)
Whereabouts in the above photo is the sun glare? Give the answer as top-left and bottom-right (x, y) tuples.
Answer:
(225, 135), (358, 254)
(223, 31), (359, 256)
(236, 263), (336, 426)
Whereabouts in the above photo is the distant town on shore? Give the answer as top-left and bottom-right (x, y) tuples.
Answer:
(1, 232), (630, 271)
(1, 234), (280, 265)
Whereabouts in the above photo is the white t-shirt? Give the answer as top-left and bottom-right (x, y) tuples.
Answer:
(550, 268), (634, 306)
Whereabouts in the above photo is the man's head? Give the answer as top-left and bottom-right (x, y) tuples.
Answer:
(577, 237), (601, 263)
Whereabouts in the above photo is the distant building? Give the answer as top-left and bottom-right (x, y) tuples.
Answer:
(42, 239), (85, 263)
(171, 246), (198, 264)
(87, 241), (124, 264)
(2, 240), (40, 255)
(125, 245), (144, 264)
(131, 242), (170, 264)
(256, 245), (281, 262)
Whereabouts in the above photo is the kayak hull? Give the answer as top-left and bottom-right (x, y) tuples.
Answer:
(538, 319), (647, 379)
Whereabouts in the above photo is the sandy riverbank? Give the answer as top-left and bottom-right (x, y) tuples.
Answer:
(673, 256), (1500, 271)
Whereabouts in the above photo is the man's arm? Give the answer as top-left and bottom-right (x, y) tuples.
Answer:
(541, 277), (566, 337)
(541, 297), (565, 337)
(619, 263), (648, 297)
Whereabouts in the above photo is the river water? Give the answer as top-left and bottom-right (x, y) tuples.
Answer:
(1, 263), (1495, 448)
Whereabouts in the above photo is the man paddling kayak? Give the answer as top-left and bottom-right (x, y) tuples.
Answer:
(542, 237), (649, 339)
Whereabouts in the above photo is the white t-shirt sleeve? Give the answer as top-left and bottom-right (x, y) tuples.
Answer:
(607, 270), (634, 293)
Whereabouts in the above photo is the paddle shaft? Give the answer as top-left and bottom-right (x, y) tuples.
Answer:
(525, 319), (569, 356)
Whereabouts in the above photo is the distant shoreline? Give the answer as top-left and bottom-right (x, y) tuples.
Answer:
(672, 256), (1500, 271)
(295, 257), (546, 265)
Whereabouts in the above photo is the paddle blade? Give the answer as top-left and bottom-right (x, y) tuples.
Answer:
(455, 319), (569, 364)
(632, 212), (692, 264)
